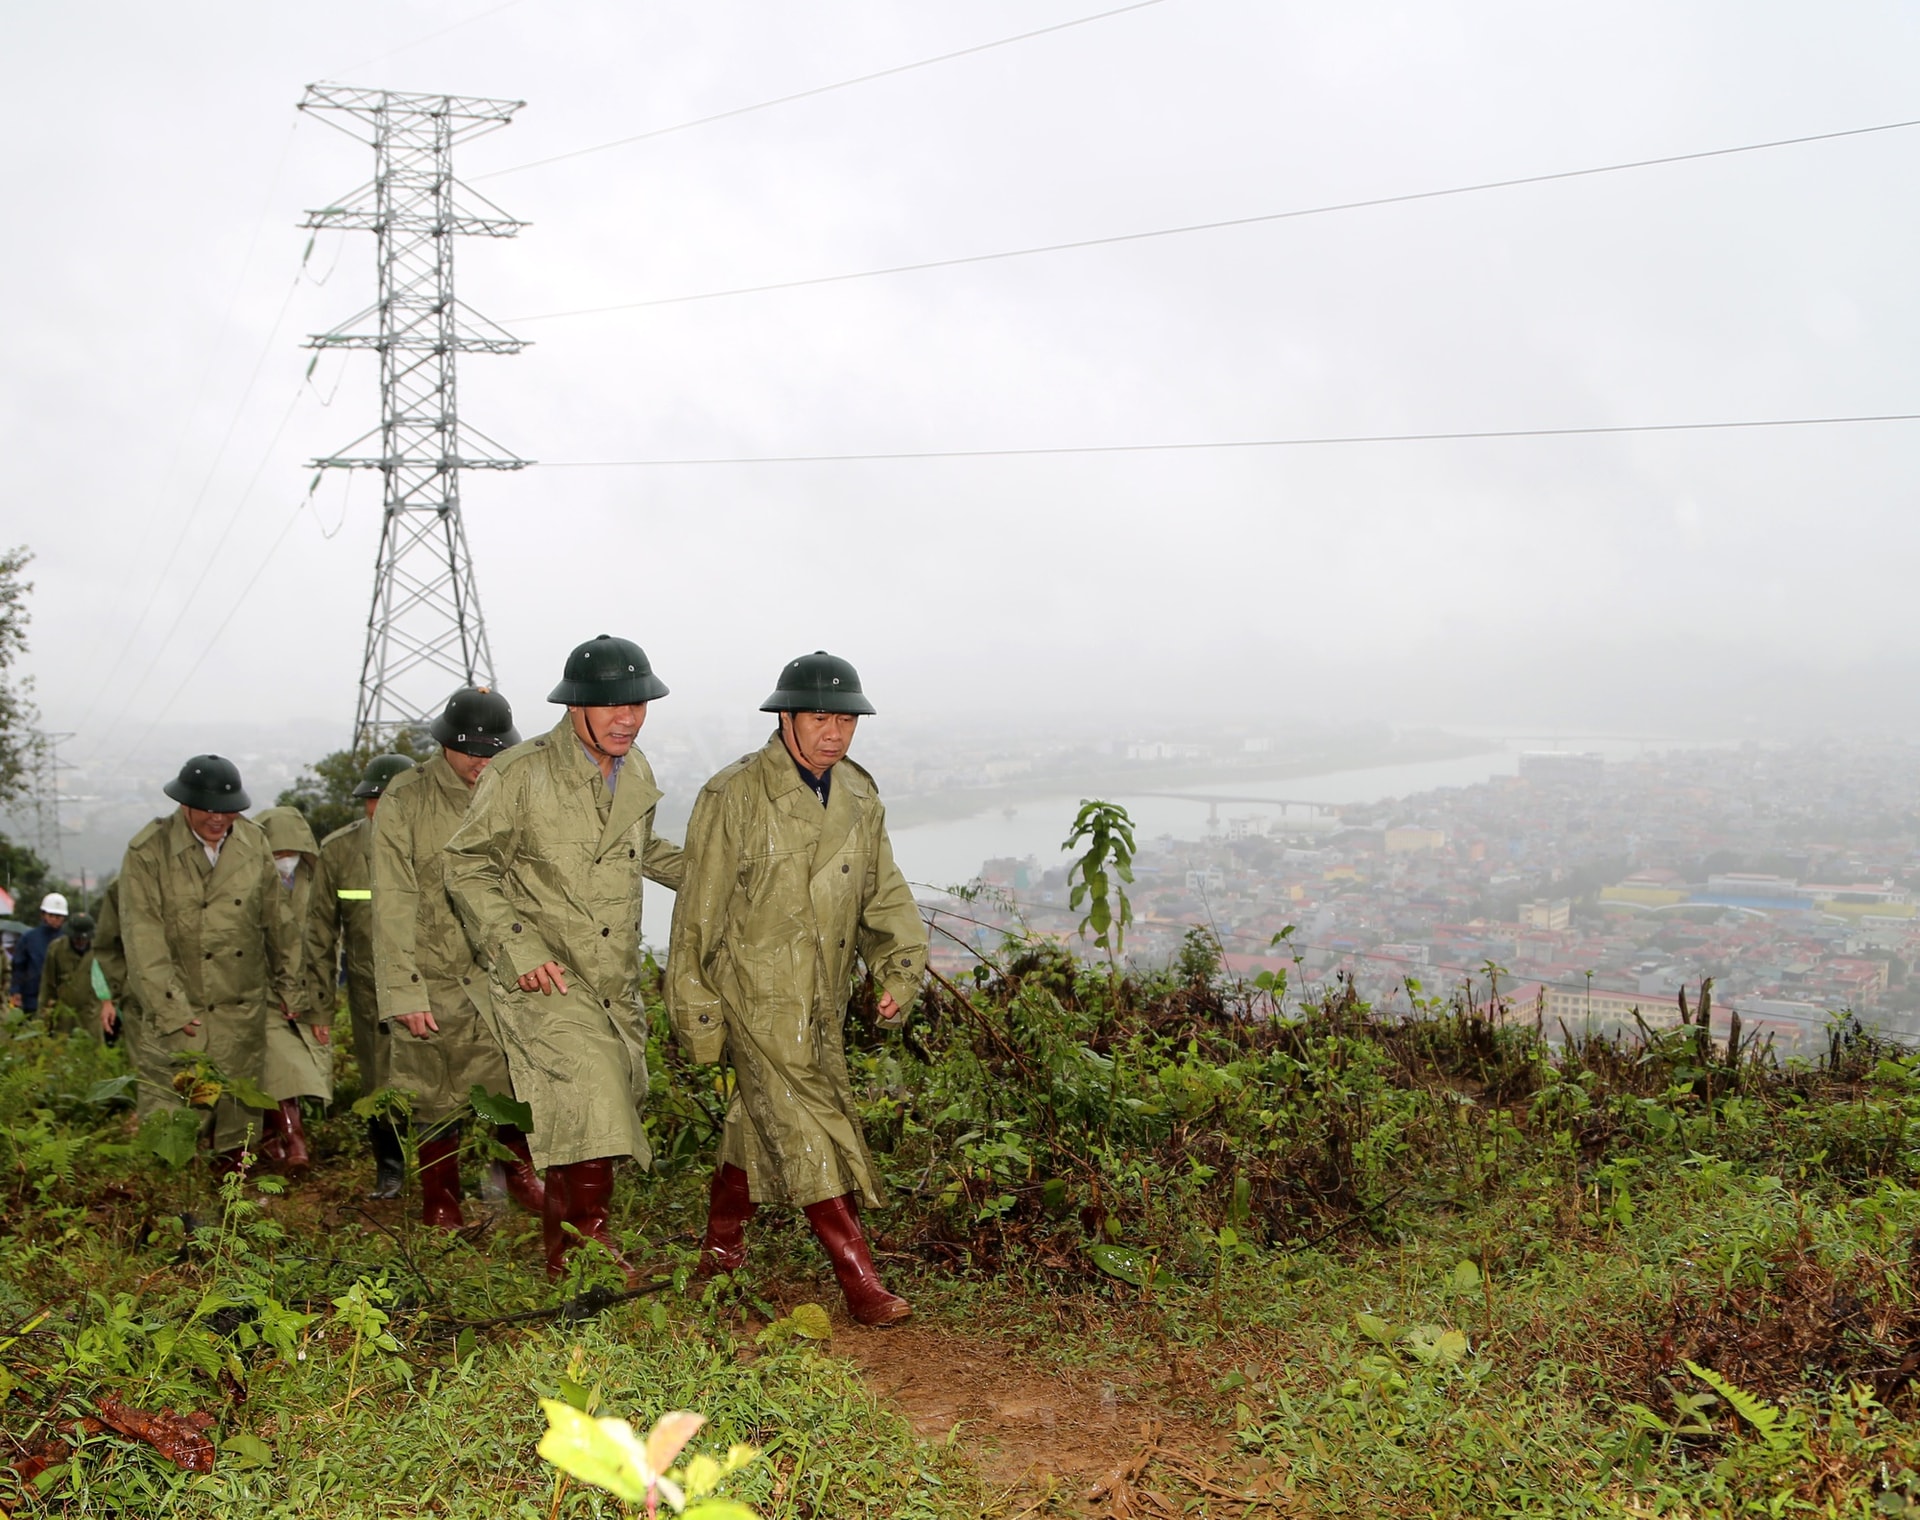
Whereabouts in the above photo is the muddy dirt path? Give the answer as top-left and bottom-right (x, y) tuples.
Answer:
(833, 1319), (1255, 1516)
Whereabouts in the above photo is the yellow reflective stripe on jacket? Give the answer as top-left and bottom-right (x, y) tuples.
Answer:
(336, 889), (372, 900)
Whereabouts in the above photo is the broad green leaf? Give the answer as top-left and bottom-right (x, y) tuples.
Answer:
(469, 1085), (534, 1131)
(1354, 1312), (1395, 1344)
(220, 1433), (275, 1468)
(684, 1504), (761, 1520)
(788, 1303), (832, 1341)
(85, 1075), (136, 1105)
(227, 1073), (278, 1111)
(1088, 1243), (1148, 1286)
(536, 1400), (651, 1504)
(135, 1107), (202, 1170)
(1448, 1260), (1482, 1294)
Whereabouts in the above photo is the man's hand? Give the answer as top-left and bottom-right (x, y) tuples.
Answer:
(398, 1010), (438, 1039)
(877, 992), (902, 1024)
(312, 1025), (331, 1045)
(7, 994), (19, 1010)
(99, 1000), (118, 1037)
(519, 961), (570, 996)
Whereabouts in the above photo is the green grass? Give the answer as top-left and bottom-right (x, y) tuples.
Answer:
(12, 951), (1920, 1517)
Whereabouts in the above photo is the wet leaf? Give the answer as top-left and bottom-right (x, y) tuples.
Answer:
(788, 1303), (833, 1341)
(1448, 1260), (1482, 1294)
(469, 1085), (534, 1131)
(1354, 1312), (1396, 1345)
(1088, 1243), (1148, 1286)
(220, 1432), (275, 1469)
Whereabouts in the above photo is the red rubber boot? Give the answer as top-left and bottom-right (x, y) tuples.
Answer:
(549, 1159), (637, 1288)
(275, 1100), (311, 1176)
(490, 1125), (547, 1215)
(417, 1131), (466, 1229)
(697, 1163), (758, 1277)
(542, 1164), (573, 1279)
(803, 1195), (911, 1326)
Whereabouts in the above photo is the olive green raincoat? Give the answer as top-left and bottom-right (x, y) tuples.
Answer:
(94, 880), (168, 1119)
(667, 735), (927, 1208)
(373, 752), (515, 1128)
(311, 814), (387, 1099)
(255, 806), (332, 1103)
(443, 717), (685, 1169)
(40, 933), (103, 1036)
(118, 811), (300, 1151)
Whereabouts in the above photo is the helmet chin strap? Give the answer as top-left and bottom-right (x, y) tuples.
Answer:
(578, 707), (618, 761)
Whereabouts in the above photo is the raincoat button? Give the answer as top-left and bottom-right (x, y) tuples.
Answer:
(629, 848), (636, 859)
(234, 898), (242, 906)
(699, 1014), (710, 1024)
(410, 973), (420, 982)
(601, 927), (610, 937)
(204, 952), (213, 960)
(602, 998), (611, 1009)
(841, 863), (850, 874)
(511, 923), (522, 933)
(838, 939), (846, 948)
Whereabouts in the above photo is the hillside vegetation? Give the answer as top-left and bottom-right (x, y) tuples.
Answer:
(4, 930), (1920, 1516)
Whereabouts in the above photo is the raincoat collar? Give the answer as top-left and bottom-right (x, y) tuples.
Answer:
(754, 734), (868, 874)
(547, 716), (662, 855)
(424, 748), (472, 804)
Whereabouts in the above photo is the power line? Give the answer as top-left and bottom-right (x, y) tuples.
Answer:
(318, 0), (534, 82)
(509, 115), (1920, 324)
(537, 411), (1920, 468)
(124, 499), (311, 756)
(67, 130), (305, 739)
(95, 385), (309, 757)
(473, 0), (1169, 182)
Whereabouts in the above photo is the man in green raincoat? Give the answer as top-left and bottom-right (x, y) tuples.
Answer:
(39, 911), (103, 1036)
(667, 651), (927, 1325)
(444, 635), (684, 1280)
(376, 690), (544, 1228)
(312, 752), (412, 1198)
(255, 805), (331, 1173)
(118, 755), (300, 1175)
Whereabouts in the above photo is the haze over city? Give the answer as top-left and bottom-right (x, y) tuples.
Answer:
(6, 0), (1919, 767)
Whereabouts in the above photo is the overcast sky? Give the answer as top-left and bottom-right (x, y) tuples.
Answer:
(7, 1), (1919, 767)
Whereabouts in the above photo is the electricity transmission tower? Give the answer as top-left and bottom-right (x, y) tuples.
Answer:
(298, 86), (532, 753)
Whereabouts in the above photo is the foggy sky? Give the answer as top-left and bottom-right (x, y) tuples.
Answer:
(6, 1), (1918, 768)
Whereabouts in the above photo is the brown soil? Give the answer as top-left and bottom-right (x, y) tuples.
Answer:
(833, 1319), (1252, 1516)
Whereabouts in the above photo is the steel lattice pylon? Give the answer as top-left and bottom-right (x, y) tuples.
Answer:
(298, 85), (532, 753)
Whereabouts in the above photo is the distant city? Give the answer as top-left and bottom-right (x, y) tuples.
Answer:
(921, 740), (1920, 1055)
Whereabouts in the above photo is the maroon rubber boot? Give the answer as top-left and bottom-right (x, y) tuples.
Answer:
(803, 1195), (911, 1325)
(697, 1163), (757, 1277)
(542, 1164), (573, 1280)
(549, 1159), (637, 1288)
(490, 1125), (547, 1215)
(417, 1132), (466, 1229)
(275, 1100), (311, 1176)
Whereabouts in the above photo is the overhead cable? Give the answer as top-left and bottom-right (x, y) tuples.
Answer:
(510, 115), (1920, 323)
(473, 0), (1169, 182)
(538, 411), (1920, 468)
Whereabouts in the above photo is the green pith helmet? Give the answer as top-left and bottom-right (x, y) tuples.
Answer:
(67, 913), (95, 938)
(548, 633), (670, 706)
(429, 687), (521, 756)
(352, 752), (416, 799)
(760, 650), (876, 716)
(254, 805), (320, 858)
(163, 754), (250, 812)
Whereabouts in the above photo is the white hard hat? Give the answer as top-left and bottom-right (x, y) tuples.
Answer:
(40, 892), (69, 917)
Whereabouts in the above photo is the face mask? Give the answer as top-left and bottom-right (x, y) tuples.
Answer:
(274, 856), (299, 887)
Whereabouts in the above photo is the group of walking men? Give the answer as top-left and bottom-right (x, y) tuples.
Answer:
(82, 636), (927, 1326)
